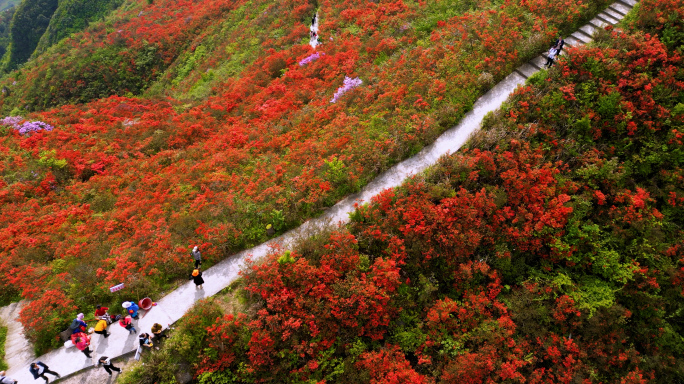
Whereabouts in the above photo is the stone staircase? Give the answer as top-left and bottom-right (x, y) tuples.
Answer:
(514, 0), (637, 80)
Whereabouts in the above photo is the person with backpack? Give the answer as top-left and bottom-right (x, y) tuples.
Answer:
(0, 371), (18, 384)
(71, 332), (93, 358)
(94, 318), (110, 338)
(69, 313), (87, 334)
(29, 361), (60, 383)
(122, 301), (139, 318)
(189, 269), (204, 289)
(192, 246), (202, 268)
(119, 315), (137, 334)
(97, 356), (122, 375)
(545, 46), (558, 68)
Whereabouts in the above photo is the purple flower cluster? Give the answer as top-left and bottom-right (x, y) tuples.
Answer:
(0, 116), (22, 126)
(1, 116), (54, 135)
(299, 52), (324, 66)
(331, 77), (363, 103)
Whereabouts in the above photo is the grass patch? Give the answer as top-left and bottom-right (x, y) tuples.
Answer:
(0, 324), (8, 371)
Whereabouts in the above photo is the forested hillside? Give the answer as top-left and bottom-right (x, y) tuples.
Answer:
(0, 0), (614, 354)
(2, 0), (58, 71)
(118, 1), (684, 382)
(0, 0), (683, 382)
(33, 0), (124, 56)
(0, 6), (15, 59)
(0, 0), (123, 72)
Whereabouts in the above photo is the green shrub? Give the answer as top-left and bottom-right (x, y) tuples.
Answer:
(117, 299), (224, 384)
(0, 325), (7, 371)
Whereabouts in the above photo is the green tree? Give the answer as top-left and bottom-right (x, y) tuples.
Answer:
(3, 0), (58, 71)
(33, 0), (123, 55)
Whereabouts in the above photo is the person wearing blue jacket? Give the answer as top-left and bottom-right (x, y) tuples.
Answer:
(29, 361), (60, 383)
(122, 301), (139, 319)
(69, 313), (87, 335)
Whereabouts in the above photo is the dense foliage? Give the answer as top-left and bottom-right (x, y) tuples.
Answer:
(2, 0), (58, 71)
(0, 324), (7, 371)
(0, 0), (614, 353)
(0, 6), (15, 60)
(118, 299), (224, 384)
(121, 1), (684, 382)
(33, 0), (124, 56)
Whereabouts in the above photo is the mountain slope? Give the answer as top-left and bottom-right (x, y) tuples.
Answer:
(116, 1), (684, 382)
(0, 0), (615, 354)
(32, 0), (124, 56)
(2, 0), (58, 71)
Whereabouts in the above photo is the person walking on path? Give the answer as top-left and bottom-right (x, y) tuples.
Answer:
(192, 246), (202, 268)
(29, 362), (60, 383)
(94, 305), (110, 322)
(97, 356), (122, 375)
(151, 323), (169, 342)
(69, 313), (87, 334)
(123, 301), (139, 319)
(94, 318), (110, 338)
(119, 315), (137, 334)
(72, 332), (93, 358)
(0, 371), (18, 384)
(545, 46), (558, 68)
(190, 269), (204, 289)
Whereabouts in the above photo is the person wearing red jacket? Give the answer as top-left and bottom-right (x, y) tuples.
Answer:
(71, 332), (92, 358)
(118, 315), (137, 334)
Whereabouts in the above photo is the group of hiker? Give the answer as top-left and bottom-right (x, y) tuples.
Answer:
(8, 247), (206, 383)
(544, 36), (566, 68)
(22, 303), (171, 382)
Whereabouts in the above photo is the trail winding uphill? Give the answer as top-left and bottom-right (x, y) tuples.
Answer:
(3, 1), (637, 381)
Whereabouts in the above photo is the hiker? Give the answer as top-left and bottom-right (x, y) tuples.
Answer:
(94, 305), (111, 322)
(151, 323), (169, 341)
(119, 315), (137, 334)
(97, 356), (122, 375)
(0, 371), (18, 384)
(94, 318), (110, 338)
(122, 301), (139, 318)
(29, 361), (60, 383)
(311, 14), (316, 26)
(552, 36), (565, 53)
(192, 245), (202, 268)
(139, 333), (154, 349)
(545, 46), (558, 68)
(135, 332), (154, 359)
(69, 313), (87, 334)
(71, 332), (93, 358)
(190, 269), (204, 289)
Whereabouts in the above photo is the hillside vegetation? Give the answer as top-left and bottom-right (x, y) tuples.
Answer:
(0, 0), (123, 72)
(33, 0), (124, 56)
(119, 1), (684, 382)
(0, 0), (614, 354)
(2, 0), (58, 72)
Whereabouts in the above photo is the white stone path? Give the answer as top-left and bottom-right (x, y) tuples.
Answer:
(2, 1), (636, 381)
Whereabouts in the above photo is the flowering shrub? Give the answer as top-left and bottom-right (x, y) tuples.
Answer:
(175, 4), (684, 382)
(0, 0), (618, 353)
(298, 52), (324, 66)
(330, 76), (363, 103)
(1, 116), (54, 135)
